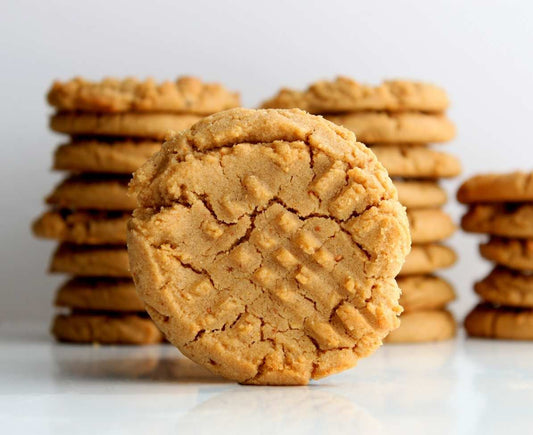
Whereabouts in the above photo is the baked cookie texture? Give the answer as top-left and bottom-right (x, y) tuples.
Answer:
(53, 139), (160, 174)
(128, 108), (411, 384)
(457, 172), (533, 204)
(384, 310), (456, 343)
(397, 275), (455, 312)
(262, 77), (459, 344)
(460, 171), (533, 340)
(48, 76), (240, 114)
(261, 77), (449, 113)
(37, 75), (240, 345)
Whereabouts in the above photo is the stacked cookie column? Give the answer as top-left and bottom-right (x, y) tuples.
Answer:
(33, 76), (239, 344)
(262, 77), (460, 342)
(459, 172), (533, 340)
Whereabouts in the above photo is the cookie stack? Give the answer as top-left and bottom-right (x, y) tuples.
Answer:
(459, 172), (533, 340)
(262, 77), (460, 343)
(33, 76), (240, 344)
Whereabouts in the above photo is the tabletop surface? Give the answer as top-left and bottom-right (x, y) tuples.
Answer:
(1, 322), (531, 435)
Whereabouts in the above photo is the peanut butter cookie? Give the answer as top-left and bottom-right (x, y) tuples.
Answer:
(128, 108), (410, 385)
(480, 237), (533, 271)
(465, 304), (533, 340)
(55, 278), (144, 312)
(475, 267), (533, 308)
(48, 76), (240, 114)
(261, 77), (449, 113)
(461, 203), (533, 238)
(385, 310), (456, 343)
(53, 139), (160, 174)
(399, 244), (457, 276)
(457, 171), (533, 204)
(397, 275), (456, 312)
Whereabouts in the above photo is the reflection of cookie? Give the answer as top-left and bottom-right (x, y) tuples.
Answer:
(46, 175), (135, 211)
(399, 244), (457, 276)
(50, 244), (130, 277)
(408, 209), (455, 243)
(52, 313), (163, 344)
(385, 310), (456, 343)
(48, 76), (240, 114)
(480, 237), (533, 271)
(461, 204), (533, 237)
(33, 210), (128, 244)
(55, 278), (144, 311)
(54, 139), (159, 174)
(50, 112), (201, 139)
(372, 146), (461, 178)
(261, 77), (449, 113)
(395, 180), (447, 209)
(457, 171), (533, 204)
(325, 113), (455, 144)
(128, 108), (410, 385)
(475, 267), (533, 307)
(398, 275), (455, 312)
(465, 304), (533, 340)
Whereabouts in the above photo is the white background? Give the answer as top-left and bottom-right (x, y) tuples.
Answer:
(1, 0), (532, 323)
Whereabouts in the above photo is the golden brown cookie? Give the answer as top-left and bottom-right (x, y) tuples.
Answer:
(385, 310), (456, 343)
(128, 108), (410, 385)
(50, 113), (201, 140)
(261, 77), (449, 113)
(474, 267), (533, 308)
(408, 209), (456, 243)
(55, 277), (144, 312)
(53, 139), (160, 174)
(395, 180), (447, 209)
(50, 244), (130, 277)
(32, 210), (128, 244)
(46, 175), (135, 211)
(457, 171), (533, 204)
(461, 203), (533, 238)
(399, 244), (457, 276)
(465, 304), (533, 340)
(325, 112), (455, 144)
(397, 275), (456, 312)
(48, 76), (240, 114)
(52, 313), (163, 344)
(371, 146), (461, 179)
(480, 237), (533, 271)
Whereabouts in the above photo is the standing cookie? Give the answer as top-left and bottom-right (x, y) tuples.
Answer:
(128, 108), (410, 384)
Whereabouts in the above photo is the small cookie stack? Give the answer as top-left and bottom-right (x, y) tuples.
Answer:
(459, 172), (533, 340)
(33, 76), (240, 344)
(262, 77), (460, 343)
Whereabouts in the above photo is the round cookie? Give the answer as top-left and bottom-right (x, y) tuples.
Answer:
(325, 112), (455, 144)
(457, 171), (533, 204)
(55, 278), (144, 312)
(474, 267), (533, 308)
(395, 180), (447, 209)
(48, 76), (240, 114)
(397, 275), (456, 312)
(261, 77), (449, 113)
(128, 108), (410, 385)
(385, 310), (456, 343)
(371, 146), (461, 179)
(54, 139), (160, 174)
(50, 113), (201, 140)
(399, 244), (457, 276)
(46, 175), (135, 211)
(50, 244), (130, 277)
(52, 313), (163, 344)
(461, 203), (533, 238)
(407, 209), (456, 243)
(480, 237), (533, 271)
(33, 210), (128, 245)
(465, 304), (533, 340)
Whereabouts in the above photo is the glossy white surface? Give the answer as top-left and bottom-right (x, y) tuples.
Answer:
(1, 323), (531, 435)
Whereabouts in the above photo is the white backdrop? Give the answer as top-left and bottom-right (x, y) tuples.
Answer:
(2, 0), (532, 323)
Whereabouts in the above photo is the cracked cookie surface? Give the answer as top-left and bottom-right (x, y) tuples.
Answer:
(127, 108), (410, 385)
